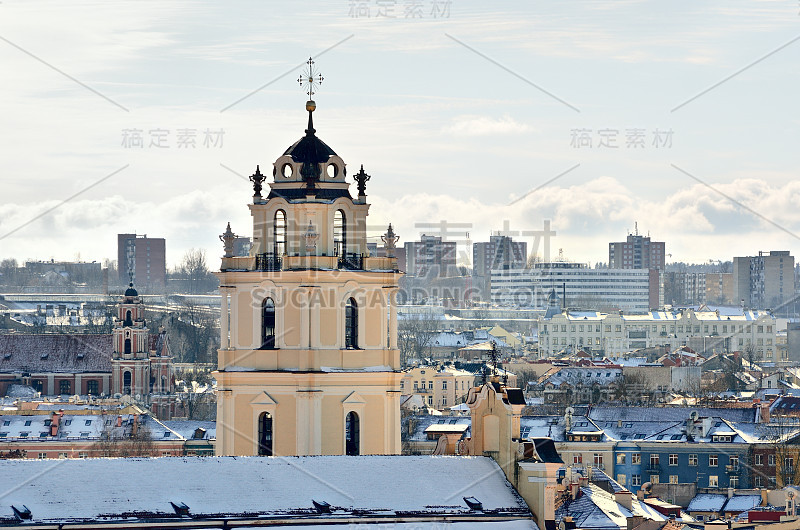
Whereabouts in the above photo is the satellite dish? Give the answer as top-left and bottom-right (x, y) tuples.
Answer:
(135, 394), (141, 401)
(565, 406), (575, 415)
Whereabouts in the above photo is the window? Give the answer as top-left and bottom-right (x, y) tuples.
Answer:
(334, 210), (346, 256)
(38, 452), (47, 459)
(650, 475), (659, 484)
(755, 454), (762, 466)
(123, 371), (132, 394)
(617, 474), (626, 485)
(442, 381), (447, 390)
(24, 420), (31, 426)
(274, 210), (287, 256)
(730, 455), (739, 469)
(427, 396), (432, 405)
(428, 381), (433, 389)
(594, 454), (603, 467)
(650, 454), (660, 466)
(345, 411), (360, 455)
(669, 475), (678, 484)
(261, 298), (276, 349)
(78, 452), (88, 459)
(754, 476), (763, 488)
(617, 453), (626, 465)
(708, 475), (718, 488)
(58, 452), (68, 459)
(769, 454), (775, 466)
(573, 454), (583, 465)
(124, 338), (132, 354)
(631, 474), (641, 486)
(730, 476), (739, 488)
(258, 412), (273, 456)
(709, 454), (718, 467)
(87, 380), (99, 395)
(689, 454), (698, 467)
(669, 454), (678, 466)
(59, 380), (71, 395)
(632, 453), (641, 465)
(345, 298), (358, 349)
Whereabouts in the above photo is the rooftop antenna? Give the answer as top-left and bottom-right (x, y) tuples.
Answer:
(635, 221), (638, 236)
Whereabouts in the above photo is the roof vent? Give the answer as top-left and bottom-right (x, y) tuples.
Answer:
(3, 353), (10, 360)
(170, 502), (190, 516)
(40, 353), (48, 360)
(463, 496), (483, 511)
(11, 505), (32, 521)
(77, 353), (85, 359)
(312, 500), (331, 514)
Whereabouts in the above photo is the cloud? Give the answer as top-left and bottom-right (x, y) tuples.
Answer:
(442, 114), (531, 136)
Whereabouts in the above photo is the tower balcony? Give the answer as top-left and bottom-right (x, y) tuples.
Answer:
(221, 254), (398, 273)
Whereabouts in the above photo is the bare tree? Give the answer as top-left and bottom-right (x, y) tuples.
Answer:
(92, 415), (156, 457)
(398, 315), (439, 365)
(173, 248), (218, 294)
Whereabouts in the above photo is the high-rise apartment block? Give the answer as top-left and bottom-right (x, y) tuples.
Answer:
(733, 251), (795, 310)
(472, 235), (527, 277)
(404, 235), (457, 278)
(608, 232), (665, 270)
(117, 234), (166, 292)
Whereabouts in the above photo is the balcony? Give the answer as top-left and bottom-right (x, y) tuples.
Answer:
(725, 464), (740, 475)
(645, 464), (662, 474)
(337, 253), (364, 270)
(255, 254), (282, 271)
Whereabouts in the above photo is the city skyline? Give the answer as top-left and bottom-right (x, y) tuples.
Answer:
(1, 0), (799, 267)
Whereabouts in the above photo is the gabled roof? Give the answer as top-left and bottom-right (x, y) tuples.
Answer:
(0, 456), (531, 524)
(686, 493), (726, 513)
(0, 334), (112, 373)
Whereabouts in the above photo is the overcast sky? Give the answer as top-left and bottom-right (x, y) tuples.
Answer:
(1, 0), (799, 269)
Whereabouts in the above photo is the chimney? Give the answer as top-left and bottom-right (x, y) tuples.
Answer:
(578, 476), (589, 488)
(49, 411), (61, 437)
(570, 482), (580, 500)
(615, 489), (633, 511)
(132, 414), (139, 435)
(728, 487), (734, 499)
(626, 515), (644, 530)
(116, 415), (123, 427)
(760, 488), (768, 506)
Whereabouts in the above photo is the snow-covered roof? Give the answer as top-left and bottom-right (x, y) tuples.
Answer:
(687, 493), (726, 513)
(0, 334), (112, 373)
(0, 413), (180, 442)
(160, 420), (216, 440)
(723, 494), (762, 513)
(588, 406), (756, 424)
(0, 456), (530, 524)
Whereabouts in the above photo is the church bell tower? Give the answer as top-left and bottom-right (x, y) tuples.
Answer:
(213, 59), (403, 456)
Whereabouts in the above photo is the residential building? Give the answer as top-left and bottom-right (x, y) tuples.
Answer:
(472, 235), (527, 294)
(213, 100), (403, 457)
(538, 308), (777, 360)
(491, 262), (657, 312)
(608, 232), (666, 270)
(733, 251), (795, 311)
(0, 408), (186, 458)
(401, 365), (475, 409)
(663, 271), (706, 306)
(705, 272), (734, 305)
(117, 233), (166, 292)
(404, 234), (457, 278)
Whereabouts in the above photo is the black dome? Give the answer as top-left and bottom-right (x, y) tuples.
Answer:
(124, 283), (138, 297)
(283, 132), (337, 164)
(283, 109), (337, 165)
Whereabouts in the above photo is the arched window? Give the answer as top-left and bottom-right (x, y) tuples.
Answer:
(124, 310), (132, 326)
(258, 412), (273, 456)
(274, 210), (287, 256)
(261, 298), (276, 349)
(346, 411), (360, 455)
(59, 380), (71, 395)
(345, 297), (358, 349)
(123, 371), (132, 395)
(124, 338), (132, 354)
(87, 380), (99, 395)
(334, 210), (346, 256)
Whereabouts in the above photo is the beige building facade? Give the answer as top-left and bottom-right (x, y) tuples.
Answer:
(401, 365), (474, 409)
(213, 100), (403, 456)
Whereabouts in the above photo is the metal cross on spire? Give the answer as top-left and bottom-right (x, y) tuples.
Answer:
(297, 57), (324, 99)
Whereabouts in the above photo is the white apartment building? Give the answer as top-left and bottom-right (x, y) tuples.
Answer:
(491, 262), (656, 313)
(539, 308), (778, 360)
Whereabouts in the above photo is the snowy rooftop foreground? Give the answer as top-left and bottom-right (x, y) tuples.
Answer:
(0, 456), (530, 524)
